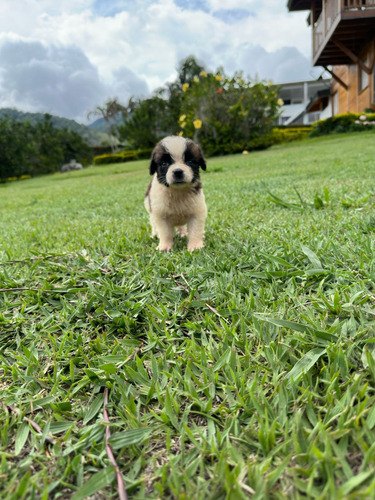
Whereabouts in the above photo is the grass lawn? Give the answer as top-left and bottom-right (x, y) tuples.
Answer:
(1, 131), (375, 499)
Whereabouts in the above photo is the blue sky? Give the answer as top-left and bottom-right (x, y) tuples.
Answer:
(0, 0), (318, 122)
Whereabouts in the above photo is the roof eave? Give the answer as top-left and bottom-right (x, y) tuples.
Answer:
(287, 0), (312, 12)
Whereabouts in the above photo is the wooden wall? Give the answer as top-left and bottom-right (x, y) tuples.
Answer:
(331, 38), (375, 114)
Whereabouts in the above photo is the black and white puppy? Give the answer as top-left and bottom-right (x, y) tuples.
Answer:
(145, 136), (207, 251)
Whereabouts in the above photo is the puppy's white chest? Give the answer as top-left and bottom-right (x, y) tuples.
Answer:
(153, 183), (205, 223)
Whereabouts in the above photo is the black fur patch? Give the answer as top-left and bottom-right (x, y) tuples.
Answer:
(149, 144), (172, 186)
(157, 152), (174, 186)
(192, 180), (202, 194)
(184, 139), (206, 171)
(145, 179), (152, 211)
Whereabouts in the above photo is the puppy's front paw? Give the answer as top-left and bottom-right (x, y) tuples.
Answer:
(187, 241), (204, 252)
(157, 242), (173, 252)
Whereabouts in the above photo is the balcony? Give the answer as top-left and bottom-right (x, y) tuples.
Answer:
(312, 0), (375, 66)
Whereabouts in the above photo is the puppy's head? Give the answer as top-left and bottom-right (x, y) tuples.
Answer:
(149, 136), (206, 188)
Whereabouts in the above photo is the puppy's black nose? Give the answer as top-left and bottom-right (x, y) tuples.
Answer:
(173, 168), (184, 180)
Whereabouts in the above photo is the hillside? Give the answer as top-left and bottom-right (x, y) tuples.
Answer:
(0, 108), (109, 146)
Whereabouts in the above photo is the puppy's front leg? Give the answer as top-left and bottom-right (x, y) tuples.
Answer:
(154, 217), (174, 251)
(187, 216), (206, 251)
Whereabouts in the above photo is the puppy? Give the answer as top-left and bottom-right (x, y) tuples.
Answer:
(145, 136), (207, 251)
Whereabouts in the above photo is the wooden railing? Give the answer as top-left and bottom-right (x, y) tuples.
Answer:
(343, 0), (375, 7)
(313, 0), (375, 61)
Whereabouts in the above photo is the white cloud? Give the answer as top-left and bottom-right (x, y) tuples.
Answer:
(112, 66), (149, 97)
(0, 35), (149, 122)
(0, 36), (104, 119)
(237, 45), (319, 83)
(0, 0), (317, 122)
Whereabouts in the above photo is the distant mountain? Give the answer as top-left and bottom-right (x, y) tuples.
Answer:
(87, 112), (125, 133)
(0, 108), (110, 146)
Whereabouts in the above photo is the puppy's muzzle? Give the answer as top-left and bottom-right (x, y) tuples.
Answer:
(172, 168), (185, 182)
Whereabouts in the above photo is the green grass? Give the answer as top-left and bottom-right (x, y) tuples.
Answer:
(1, 131), (375, 499)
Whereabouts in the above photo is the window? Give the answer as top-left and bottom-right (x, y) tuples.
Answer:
(359, 55), (369, 92)
(332, 92), (338, 115)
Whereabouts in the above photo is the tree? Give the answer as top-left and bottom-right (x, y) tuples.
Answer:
(57, 128), (94, 166)
(0, 119), (35, 181)
(117, 56), (206, 150)
(87, 98), (126, 152)
(117, 96), (171, 150)
(116, 55), (282, 155)
(175, 55), (206, 86)
(31, 114), (64, 174)
(0, 114), (93, 181)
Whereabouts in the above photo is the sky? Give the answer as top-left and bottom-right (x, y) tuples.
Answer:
(0, 0), (321, 123)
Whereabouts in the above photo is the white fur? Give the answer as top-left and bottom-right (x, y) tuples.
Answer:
(161, 136), (187, 161)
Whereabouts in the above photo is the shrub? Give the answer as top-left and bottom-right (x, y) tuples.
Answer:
(93, 150), (139, 165)
(178, 70), (281, 156)
(271, 126), (311, 144)
(310, 113), (375, 137)
(137, 148), (153, 160)
(115, 56), (282, 157)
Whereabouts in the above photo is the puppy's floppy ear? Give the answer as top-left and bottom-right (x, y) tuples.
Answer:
(149, 142), (163, 175)
(187, 140), (207, 171)
(197, 146), (206, 171)
(199, 156), (207, 171)
(149, 157), (157, 175)
(149, 147), (158, 175)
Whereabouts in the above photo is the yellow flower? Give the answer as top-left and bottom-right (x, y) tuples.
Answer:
(277, 98), (284, 106)
(215, 74), (223, 81)
(199, 71), (207, 77)
(179, 114), (186, 123)
(193, 119), (202, 129)
(182, 83), (189, 92)
(242, 150), (249, 155)
(178, 131), (184, 136)
(193, 76), (199, 83)
(180, 122), (186, 128)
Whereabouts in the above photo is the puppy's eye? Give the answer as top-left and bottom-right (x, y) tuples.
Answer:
(186, 160), (197, 168)
(160, 161), (170, 168)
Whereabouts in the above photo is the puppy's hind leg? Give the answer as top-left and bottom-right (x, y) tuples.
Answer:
(151, 221), (158, 239)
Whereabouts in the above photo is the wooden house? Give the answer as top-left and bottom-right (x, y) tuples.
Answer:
(288, 0), (375, 114)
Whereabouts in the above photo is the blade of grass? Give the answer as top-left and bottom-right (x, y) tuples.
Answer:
(286, 347), (325, 383)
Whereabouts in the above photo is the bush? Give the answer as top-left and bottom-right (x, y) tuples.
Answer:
(93, 150), (139, 165)
(179, 70), (281, 157)
(137, 148), (153, 160)
(93, 148), (154, 165)
(310, 113), (375, 137)
(115, 56), (283, 157)
(270, 126), (312, 144)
